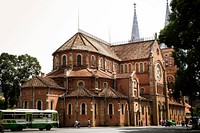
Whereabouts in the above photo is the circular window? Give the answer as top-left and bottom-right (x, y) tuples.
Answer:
(103, 82), (108, 88)
(77, 81), (85, 88)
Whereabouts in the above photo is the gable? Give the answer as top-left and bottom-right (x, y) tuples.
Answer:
(21, 76), (64, 89)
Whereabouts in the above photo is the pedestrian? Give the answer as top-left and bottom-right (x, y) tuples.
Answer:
(181, 119), (185, 127)
(88, 119), (91, 127)
(185, 118), (188, 127)
(161, 120), (165, 126)
(74, 120), (80, 128)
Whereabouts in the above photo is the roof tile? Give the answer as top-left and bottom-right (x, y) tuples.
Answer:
(111, 40), (154, 61)
(21, 76), (64, 89)
(54, 32), (120, 60)
(67, 87), (97, 97)
(99, 87), (127, 98)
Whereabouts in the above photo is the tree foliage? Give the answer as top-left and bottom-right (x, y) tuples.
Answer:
(193, 104), (200, 116)
(158, 0), (200, 101)
(0, 53), (41, 109)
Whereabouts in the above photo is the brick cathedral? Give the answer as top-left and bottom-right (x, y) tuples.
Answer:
(19, 1), (190, 127)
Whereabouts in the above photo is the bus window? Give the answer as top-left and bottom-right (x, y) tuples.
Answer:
(33, 113), (43, 119)
(53, 114), (57, 121)
(3, 112), (14, 119)
(15, 112), (26, 119)
(44, 113), (52, 118)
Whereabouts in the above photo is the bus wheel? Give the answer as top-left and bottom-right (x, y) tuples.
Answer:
(46, 125), (51, 131)
(17, 126), (23, 131)
(39, 128), (44, 131)
(10, 129), (16, 131)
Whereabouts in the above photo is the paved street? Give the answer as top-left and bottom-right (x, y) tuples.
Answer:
(4, 126), (200, 133)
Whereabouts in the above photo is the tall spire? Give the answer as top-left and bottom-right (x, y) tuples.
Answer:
(160, 0), (170, 49)
(131, 3), (140, 41)
(165, 0), (170, 26)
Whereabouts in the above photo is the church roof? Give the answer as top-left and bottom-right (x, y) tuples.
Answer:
(111, 40), (154, 61)
(169, 101), (185, 107)
(21, 76), (64, 89)
(116, 73), (132, 79)
(47, 68), (112, 79)
(53, 31), (120, 61)
(67, 87), (97, 97)
(99, 87), (127, 98)
(67, 86), (127, 99)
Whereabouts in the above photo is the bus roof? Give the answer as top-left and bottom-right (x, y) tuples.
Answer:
(0, 109), (58, 113)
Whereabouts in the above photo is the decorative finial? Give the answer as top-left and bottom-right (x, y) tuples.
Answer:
(154, 33), (157, 40)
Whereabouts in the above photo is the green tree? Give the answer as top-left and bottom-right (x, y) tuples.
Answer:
(193, 104), (200, 116)
(0, 53), (41, 109)
(158, 0), (200, 102)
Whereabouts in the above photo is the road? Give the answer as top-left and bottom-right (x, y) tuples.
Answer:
(4, 126), (200, 133)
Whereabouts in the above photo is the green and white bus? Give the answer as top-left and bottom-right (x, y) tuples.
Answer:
(0, 109), (59, 131)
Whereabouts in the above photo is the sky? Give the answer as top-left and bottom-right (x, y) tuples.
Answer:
(0, 0), (171, 74)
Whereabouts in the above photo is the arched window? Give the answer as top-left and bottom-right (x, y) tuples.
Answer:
(120, 64), (123, 73)
(139, 62), (144, 72)
(77, 54), (82, 66)
(133, 80), (137, 88)
(50, 100), (54, 110)
(62, 55), (67, 66)
(91, 55), (95, 66)
(128, 63), (132, 73)
(23, 100), (28, 109)
(108, 103), (114, 115)
(121, 104), (124, 115)
(135, 63), (139, 72)
(100, 58), (103, 68)
(94, 103), (98, 116)
(144, 62), (147, 72)
(124, 64), (128, 73)
(80, 103), (87, 115)
(37, 100), (42, 110)
(105, 60), (108, 70)
(68, 103), (72, 115)
(140, 87), (144, 95)
(132, 63), (135, 71)
(165, 54), (168, 67)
